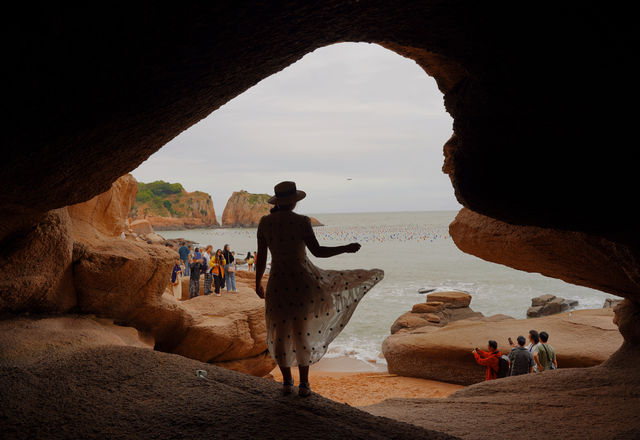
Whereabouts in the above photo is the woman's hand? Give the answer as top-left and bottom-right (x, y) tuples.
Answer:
(255, 283), (265, 299)
(344, 243), (361, 253)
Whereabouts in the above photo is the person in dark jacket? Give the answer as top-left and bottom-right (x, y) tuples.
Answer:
(473, 340), (502, 381)
(222, 244), (235, 291)
(508, 335), (535, 376)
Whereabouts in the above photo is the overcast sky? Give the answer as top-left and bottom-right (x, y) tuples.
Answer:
(132, 42), (460, 215)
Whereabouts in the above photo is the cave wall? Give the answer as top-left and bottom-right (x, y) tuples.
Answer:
(2, 3), (638, 301)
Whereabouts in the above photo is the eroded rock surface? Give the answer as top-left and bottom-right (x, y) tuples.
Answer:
(222, 190), (323, 227)
(383, 309), (622, 385)
(0, 316), (454, 440)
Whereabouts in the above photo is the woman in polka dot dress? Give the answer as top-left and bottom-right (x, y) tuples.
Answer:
(255, 181), (384, 397)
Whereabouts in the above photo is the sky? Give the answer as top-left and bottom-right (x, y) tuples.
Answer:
(132, 42), (460, 215)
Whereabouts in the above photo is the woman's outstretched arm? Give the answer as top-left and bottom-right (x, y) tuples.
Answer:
(305, 233), (360, 258)
(255, 235), (267, 298)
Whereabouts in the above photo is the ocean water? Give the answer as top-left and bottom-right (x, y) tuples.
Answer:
(161, 211), (617, 367)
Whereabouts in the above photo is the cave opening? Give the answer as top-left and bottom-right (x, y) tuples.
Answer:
(131, 42), (614, 372)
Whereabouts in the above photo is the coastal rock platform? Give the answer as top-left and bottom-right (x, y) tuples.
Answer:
(383, 308), (622, 385)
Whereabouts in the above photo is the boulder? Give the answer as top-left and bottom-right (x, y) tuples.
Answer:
(412, 302), (445, 313)
(130, 219), (154, 236)
(67, 174), (137, 238)
(0, 208), (76, 313)
(391, 303), (485, 334)
(531, 294), (556, 307)
(73, 238), (176, 319)
(603, 298), (622, 309)
(383, 308), (622, 385)
(527, 294), (578, 317)
(426, 291), (471, 308)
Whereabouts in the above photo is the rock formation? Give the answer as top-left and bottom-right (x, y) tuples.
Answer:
(527, 294), (578, 318)
(2, 4), (639, 438)
(390, 291), (488, 334)
(222, 190), (323, 227)
(0, 318), (453, 440)
(130, 180), (219, 230)
(383, 308), (622, 385)
(1, 174), (274, 376)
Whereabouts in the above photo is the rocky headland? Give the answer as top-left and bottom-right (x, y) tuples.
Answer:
(130, 180), (219, 230)
(222, 190), (323, 227)
(1, 174), (274, 377)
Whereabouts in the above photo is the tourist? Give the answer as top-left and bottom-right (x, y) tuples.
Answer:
(527, 330), (541, 371)
(472, 340), (502, 381)
(223, 244), (235, 292)
(508, 335), (535, 376)
(178, 243), (190, 277)
(202, 245), (213, 295)
(246, 252), (254, 272)
(170, 257), (182, 300)
(189, 248), (203, 299)
(226, 251), (237, 293)
(211, 249), (226, 296)
(255, 181), (381, 397)
(534, 331), (558, 371)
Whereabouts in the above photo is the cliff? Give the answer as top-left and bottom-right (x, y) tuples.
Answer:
(130, 180), (219, 230)
(221, 190), (323, 227)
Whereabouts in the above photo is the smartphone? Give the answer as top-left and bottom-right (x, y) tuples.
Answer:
(508, 337), (514, 345)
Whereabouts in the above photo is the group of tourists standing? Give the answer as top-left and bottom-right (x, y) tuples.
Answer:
(174, 242), (240, 298)
(472, 329), (558, 381)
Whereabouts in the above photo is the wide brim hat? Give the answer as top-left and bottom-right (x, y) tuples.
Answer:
(268, 181), (306, 205)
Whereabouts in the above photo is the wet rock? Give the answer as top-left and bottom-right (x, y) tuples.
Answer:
(527, 294), (578, 318)
(603, 298), (622, 309)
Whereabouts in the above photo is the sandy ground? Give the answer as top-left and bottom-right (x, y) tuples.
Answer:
(271, 357), (463, 406)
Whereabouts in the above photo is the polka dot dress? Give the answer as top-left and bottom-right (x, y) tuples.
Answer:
(258, 211), (384, 367)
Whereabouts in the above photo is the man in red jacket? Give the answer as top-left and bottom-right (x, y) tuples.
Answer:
(472, 340), (502, 381)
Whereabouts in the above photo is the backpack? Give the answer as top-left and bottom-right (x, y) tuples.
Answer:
(497, 355), (510, 378)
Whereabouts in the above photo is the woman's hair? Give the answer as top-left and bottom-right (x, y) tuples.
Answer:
(529, 330), (540, 344)
(270, 202), (296, 213)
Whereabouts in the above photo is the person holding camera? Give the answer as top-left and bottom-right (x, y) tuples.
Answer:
(472, 340), (502, 381)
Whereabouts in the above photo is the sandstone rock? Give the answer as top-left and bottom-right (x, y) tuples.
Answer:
(131, 183), (219, 230)
(0, 208), (75, 313)
(130, 219), (154, 235)
(425, 291), (471, 308)
(67, 174), (138, 238)
(449, 208), (639, 300)
(412, 302), (445, 313)
(526, 306), (543, 317)
(603, 298), (622, 308)
(383, 308), (622, 385)
(531, 294), (556, 307)
(221, 190), (323, 227)
(527, 294), (578, 317)
(0, 315), (153, 367)
(426, 314), (441, 323)
(391, 304), (485, 334)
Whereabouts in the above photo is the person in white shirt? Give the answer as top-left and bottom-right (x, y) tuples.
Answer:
(202, 245), (213, 295)
(526, 329), (541, 372)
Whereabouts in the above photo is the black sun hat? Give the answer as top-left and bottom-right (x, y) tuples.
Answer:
(267, 181), (306, 205)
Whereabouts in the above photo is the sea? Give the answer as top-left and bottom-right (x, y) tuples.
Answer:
(161, 211), (616, 368)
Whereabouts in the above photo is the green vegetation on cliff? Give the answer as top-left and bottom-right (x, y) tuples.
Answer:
(131, 180), (214, 220)
(246, 192), (271, 206)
